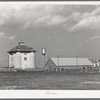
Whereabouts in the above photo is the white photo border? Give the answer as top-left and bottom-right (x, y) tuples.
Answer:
(0, 1), (100, 98)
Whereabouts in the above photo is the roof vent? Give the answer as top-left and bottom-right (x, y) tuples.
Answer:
(29, 47), (33, 51)
(18, 42), (25, 45)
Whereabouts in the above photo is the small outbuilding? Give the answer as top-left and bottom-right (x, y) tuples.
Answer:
(44, 58), (94, 72)
(8, 42), (36, 70)
(90, 59), (100, 67)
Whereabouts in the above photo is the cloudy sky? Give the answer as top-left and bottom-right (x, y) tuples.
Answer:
(0, 2), (100, 67)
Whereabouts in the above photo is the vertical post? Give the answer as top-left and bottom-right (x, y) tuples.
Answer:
(57, 55), (59, 72)
(57, 55), (59, 67)
(76, 56), (78, 67)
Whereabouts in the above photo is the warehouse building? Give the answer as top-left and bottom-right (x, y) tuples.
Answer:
(44, 58), (94, 72)
(8, 42), (36, 70)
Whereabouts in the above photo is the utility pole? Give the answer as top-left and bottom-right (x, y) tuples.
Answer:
(76, 56), (78, 67)
(57, 55), (60, 72)
(57, 55), (59, 67)
(76, 56), (80, 72)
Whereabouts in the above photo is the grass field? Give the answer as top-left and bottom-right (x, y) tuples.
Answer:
(1, 71), (100, 90)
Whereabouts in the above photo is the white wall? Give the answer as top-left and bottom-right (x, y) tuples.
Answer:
(9, 52), (21, 69)
(13, 52), (21, 69)
(9, 52), (35, 69)
(21, 52), (35, 69)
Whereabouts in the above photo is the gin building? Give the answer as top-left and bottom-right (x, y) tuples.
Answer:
(8, 42), (36, 70)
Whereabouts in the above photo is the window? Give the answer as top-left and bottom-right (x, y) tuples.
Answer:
(24, 57), (27, 61)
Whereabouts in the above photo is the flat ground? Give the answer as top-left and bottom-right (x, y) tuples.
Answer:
(1, 71), (100, 90)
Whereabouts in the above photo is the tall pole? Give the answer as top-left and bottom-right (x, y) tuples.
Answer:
(57, 55), (59, 67)
(57, 55), (59, 72)
(76, 56), (80, 72)
(76, 56), (78, 67)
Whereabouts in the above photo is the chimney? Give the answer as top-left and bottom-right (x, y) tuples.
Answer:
(18, 42), (25, 45)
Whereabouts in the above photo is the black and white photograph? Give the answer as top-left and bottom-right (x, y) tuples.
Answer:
(0, 1), (100, 93)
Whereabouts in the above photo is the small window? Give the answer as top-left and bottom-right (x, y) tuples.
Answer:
(24, 53), (27, 55)
(24, 57), (27, 61)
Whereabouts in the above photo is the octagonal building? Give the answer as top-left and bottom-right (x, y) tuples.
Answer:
(7, 42), (36, 70)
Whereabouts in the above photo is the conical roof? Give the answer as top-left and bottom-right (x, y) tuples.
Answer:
(8, 42), (36, 53)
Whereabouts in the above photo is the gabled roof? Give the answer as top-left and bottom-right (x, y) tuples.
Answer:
(89, 59), (100, 63)
(50, 58), (93, 66)
(8, 42), (36, 53)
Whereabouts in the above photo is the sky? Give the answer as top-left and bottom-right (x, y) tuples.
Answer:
(0, 2), (100, 67)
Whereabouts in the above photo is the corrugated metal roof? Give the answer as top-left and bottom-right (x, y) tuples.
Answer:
(51, 58), (93, 66)
(8, 42), (36, 53)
